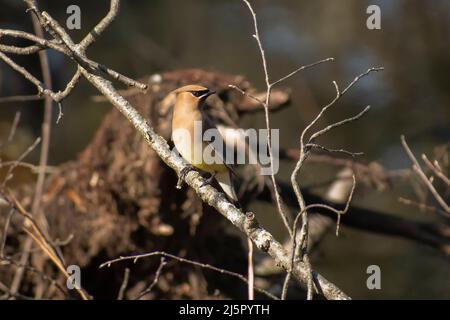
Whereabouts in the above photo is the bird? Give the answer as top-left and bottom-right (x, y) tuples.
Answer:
(170, 84), (238, 203)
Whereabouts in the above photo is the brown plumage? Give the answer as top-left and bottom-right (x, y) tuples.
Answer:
(171, 85), (237, 201)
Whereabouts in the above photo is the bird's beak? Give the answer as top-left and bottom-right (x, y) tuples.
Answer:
(200, 90), (216, 99)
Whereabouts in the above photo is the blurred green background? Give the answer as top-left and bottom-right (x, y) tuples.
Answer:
(0, 0), (449, 299)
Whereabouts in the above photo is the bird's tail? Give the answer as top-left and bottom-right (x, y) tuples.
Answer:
(215, 170), (238, 203)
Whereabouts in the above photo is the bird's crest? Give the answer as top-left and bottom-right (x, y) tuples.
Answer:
(173, 84), (209, 94)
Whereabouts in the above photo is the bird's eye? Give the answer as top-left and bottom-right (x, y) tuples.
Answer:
(190, 91), (202, 97)
(190, 90), (209, 98)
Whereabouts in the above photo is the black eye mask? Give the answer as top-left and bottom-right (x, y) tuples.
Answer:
(189, 90), (210, 98)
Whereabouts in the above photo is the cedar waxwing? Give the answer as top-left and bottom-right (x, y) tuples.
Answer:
(171, 85), (238, 202)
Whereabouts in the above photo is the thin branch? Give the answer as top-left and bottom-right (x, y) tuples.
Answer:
(2, 137), (41, 187)
(280, 150), (410, 180)
(7, 112), (21, 142)
(10, 11), (55, 299)
(0, 29), (80, 103)
(306, 143), (364, 158)
(100, 251), (278, 300)
(309, 106), (371, 142)
(298, 176), (356, 228)
(341, 67), (384, 96)
(287, 67), (378, 301)
(31, 8), (53, 224)
(0, 94), (43, 104)
(241, 0), (292, 237)
(0, 161), (55, 174)
(117, 268), (130, 300)
(228, 84), (265, 106)
(271, 57), (334, 86)
(401, 135), (450, 216)
(247, 238), (254, 300)
(0, 43), (43, 55)
(242, 0), (270, 88)
(38, 11), (147, 90)
(0, 280), (35, 300)
(0, 257), (68, 297)
(422, 154), (450, 187)
(54, 68), (82, 105)
(79, 0), (120, 49)
(282, 175), (356, 299)
(0, 209), (14, 258)
(0, 26), (145, 92)
(0, 52), (56, 99)
(301, 68), (383, 144)
(1, 191), (90, 300)
(398, 197), (448, 216)
(0, 29), (64, 52)
(133, 258), (166, 300)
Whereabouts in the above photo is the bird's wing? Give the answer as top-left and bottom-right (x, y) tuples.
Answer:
(202, 111), (238, 177)
(216, 170), (238, 202)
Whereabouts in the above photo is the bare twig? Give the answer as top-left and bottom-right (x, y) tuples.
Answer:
(55, 68), (82, 107)
(282, 175), (356, 299)
(247, 238), (254, 300)
(422, 154), (450, 187)
(1, 191), (90, 300)
(271, 57), (334, 86)
(0, 26), (145, 95)
(100, 251), (278, 300)
(241, 0), (292, 237)
(0, 43), (43, 55)
(9, 12), (54, 298)
(133, 258), (166, 300)
(31, 8), (53, 230)
(285, 69), (380, 301)
(7, 112), (21, 143)
(398, 197), (448, 216)
(0, 161), (55, 174)
(0, 257), (68, 297)
(286, 65), (381, 300)
(0, 209), (14, 258)
(237, 1), (340, 247)
(228, 85), (266, 106)
(0, 29), (63, 52)
(306, 143), (364, 158)
(309, 106), (371, 142)
(0, 52), (56, 99)
(36, 10), (147, 91)
(401, 135), (450, 216)
(301, 68), (382, 145)
(80, 0), (120, 48)
(117, 268), (130, 300)
(2, 137), (41, 187)
(0, 95), (43, 104)
(0, 280), (35, 300)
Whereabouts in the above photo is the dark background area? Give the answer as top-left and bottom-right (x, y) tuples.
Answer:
(0, 0), (449, 299)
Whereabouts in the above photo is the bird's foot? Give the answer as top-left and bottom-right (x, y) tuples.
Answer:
(199, 172), (217, 188)
(176, 165), (195, 189)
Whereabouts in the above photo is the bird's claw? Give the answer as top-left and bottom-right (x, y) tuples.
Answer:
(176, 165), (195, 189)
(199, 172), (217, 188)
